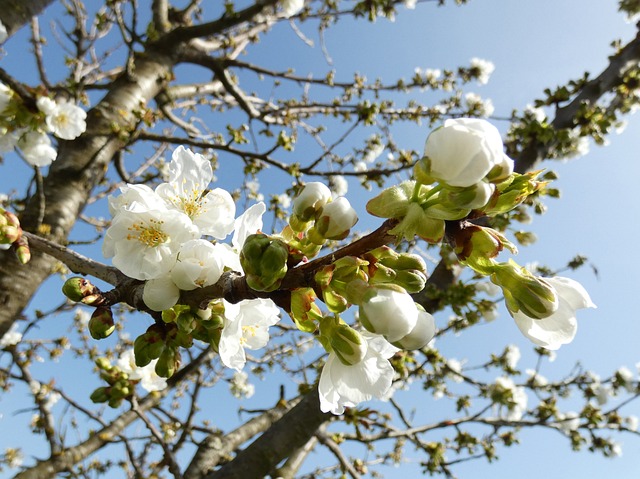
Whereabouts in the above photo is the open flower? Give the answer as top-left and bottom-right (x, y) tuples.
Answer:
(422, 118), (504, 187)
(171, 239), (224, 290)
(103, 207), (198, 280)
(319, 332), (399, 415)
(18, 131), (57, 167)
(156, 146), (235, 239)
(511, 276), (596, 350)
(218, 298), (280, 371)
(37, 97), (87, 140)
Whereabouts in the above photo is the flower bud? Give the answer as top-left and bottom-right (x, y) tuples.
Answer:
(332, 325), (367, 366)
(486, 153), (514, 183)
(0, 225), (21, 244)
(95, 357), (113, 371)
(289, 288), (322, 333)
(88, 307), (115, 340)
(392, 309), (436, 350)
(292, 182), (332, 222)
(134, 325), (165, 367)
(492, 261), (559, 319)
(90, 387), (110, 404)
(155, 346), (180, 378)
(240, 233), (289, 292)
(481, 171), (545, 216)
(62, 277), (97, 303)
(441, 181), (495, 210)
(13, 236), (30, 264)
(310, 197), (358, 243)
(358, 284), (418, 342)
(450, 223), (517, 275)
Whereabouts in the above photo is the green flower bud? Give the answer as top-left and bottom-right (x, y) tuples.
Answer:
(155, 346), (180, 378)
(0, 225), (21, 244)
(492, 261), (559, 319)
(240, 233), (289, 292)
(440, 181), (495, 210)
(413, 158), (437, 185)
(62, 277), (97, 303)
(108, 397), (124, 408)
(88, 307), (115, 340)
(90, 387), (110, 404)
(95, 357), (112, 371)
(289, 288), (321, 333)
(451, 224), (517, 276)
(319, 316), (367, 366)
(481, 171), (545, 216)
(134, 325), (165, 367)
(14, 236), (30, 264)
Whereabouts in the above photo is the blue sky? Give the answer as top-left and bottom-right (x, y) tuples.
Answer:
(1, 1), (640, 478)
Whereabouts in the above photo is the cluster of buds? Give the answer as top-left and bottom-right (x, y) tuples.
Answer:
(0, 207), (30, 264)
(62, 277), (115, 339)
(90, 358), (133, 408)
(289, 182), (358, 245)
(240, 233), (290, 292)
(367, 118), (544, 245)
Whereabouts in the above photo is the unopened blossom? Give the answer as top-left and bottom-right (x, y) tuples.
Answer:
(143, 275), (180, 311)
(218, 298), (280, 371)
(103, 207), (198, 280)
(281, 0), (304, 17)
(511, 276), (596, 350)
(18, 131), (57, 167)
(626, 415), (639, 431)
(616, 366), (635, 392)
(156, 146), (235, 239)
(0, 323), (22, 347)
(470, 57), (495, 84)
(315, 197), (358, 240)
(359, 285), (418, 342)
(171, 239), (224, 290)
(423, 118), (504, 187)
(292, 182), (331, 221)
(319, 332), (399, 415)
(392, 309), (436, 350)
(117, 349), (167, 392)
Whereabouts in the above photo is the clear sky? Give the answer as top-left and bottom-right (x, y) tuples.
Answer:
(1, 1), (640, 478)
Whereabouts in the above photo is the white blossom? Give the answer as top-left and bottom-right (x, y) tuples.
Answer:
(525, 369), (549, 388)
(423, 118), (504, 187)
(143, 275), (181, 311)
(0, 20), (7, 44)
(73, 307), (91, 327)
(626, 415), (638, 431)
(470, 57), (495, 84)
(491, 376), (527, 421)
(505, 344), (521, 369)
(363, 142), (384, 163)
(117, 349), (167, 392)
(156, 146), (235, 239)
(393, 309), (436, 350)
(555, 411), (580, 434)
(330, 175), (348, 197)
(219, 298), (280, 371)
(103, 207), (199, 280)
(512, 276), (596, 350)
(403, 0), (417, 9)
(319, 332), (399, 415)
(0, 82), (12, 112)
(0, 127), (19, 152)
(316, 197), (358, 240)
(359, 286), (418, 342)
(281, 0), (304, 17)
(445, 358), (464, 383)
(524, 103), (546, 123)
(18, 131), (57, 167)
(37, 97), (87, 140)
(293, 182), (331, 221)
(0, 323), (22, 347)
(465, 92), (494, 117)
(171, 239), (224, 290)
(229, 371), (255, 399)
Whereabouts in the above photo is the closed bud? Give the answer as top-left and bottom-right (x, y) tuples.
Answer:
(240, 233), (289, 292)
(155, 346), (180, 378)
(309, 197), (358, 243)
(292, 182), (332, 222)
(289, 288), (322, 333)
(321, 317), (368, 366)
(451, 223), (516, 275)
(108, 397), (124, 408)
(134, 325), (165, 367)
(95, 357), (112, 371)
(14, 236), (30, 264)
(441, 181), (495, 210)
(392, 308), (436, 350)
(0, 225), (21, 244)
(358, 284), (418, 342)
(492, 261), (559, 320)
(62, 277), (97, 302)
(481, 171), (545, 216)
(413, 157), (437, 185)
(88, 307), (115, 340)
(393, 270), (427, 294)
(90, 387), (110, 404)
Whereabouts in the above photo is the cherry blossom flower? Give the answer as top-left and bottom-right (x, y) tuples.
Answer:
(423, 118), (504, 187)
(37, 97), (87, 140)
(156, 146), (235, 239)
(319, 332), (399, 415)
(18, 131), (57, 167)
(281, 0), (304, 17)
(102, 207), (198, 280)
(0, 20), (7, 43)
(143, 275), (181, 312)
(0, 323), (22, 347)
(171, 239), (224, 290)
(218, 298), (280, 371)
(511, 276), (596, 350)
(470, 57), (495, 84)
(292, 182), (331, 221)
(359, 285), (418, 342)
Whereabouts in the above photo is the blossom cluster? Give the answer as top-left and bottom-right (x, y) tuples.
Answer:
(0, 84), (86, 166)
